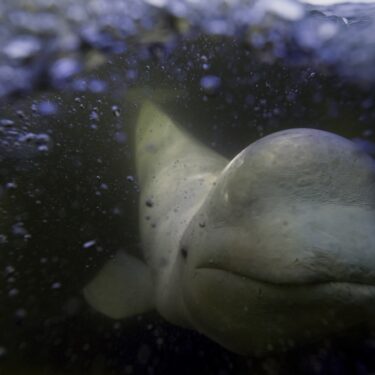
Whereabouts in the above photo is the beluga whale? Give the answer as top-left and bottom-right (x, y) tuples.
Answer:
(84, 100), (375, 355)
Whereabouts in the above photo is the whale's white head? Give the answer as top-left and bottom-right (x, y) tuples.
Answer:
(176, 129), (375, 354)
(84, 101), (375, 355)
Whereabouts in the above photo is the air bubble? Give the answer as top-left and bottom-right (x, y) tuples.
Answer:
(83, 240), (96, 249)
(8, 288), (19, 297)
(88, 79), (107, 93)
(37, 144), (49, 153)
(90, 110), (99, 121)
(12, 222), (29, 238)
(5, 182), (17, 190)
(0, 347), (7, 358)
(15, 309), (27, 319)
(112, 105), (121, 117)
(51, 282), (62, 289)
(114, 131), (127, 144)
(0, 119), (15, 127)
(5, 265), (15, 275)
(50, 58), (81, 83)
(37, 101), (58, 116)
(200, 75), (221, 94)
(4, 36), (41, 60)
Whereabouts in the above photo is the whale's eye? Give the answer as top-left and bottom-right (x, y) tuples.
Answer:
(180, 247), (188, 259)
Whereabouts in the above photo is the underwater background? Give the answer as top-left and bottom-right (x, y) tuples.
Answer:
(0, 0), (375, 373)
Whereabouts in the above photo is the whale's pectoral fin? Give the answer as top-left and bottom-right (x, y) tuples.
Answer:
(83, 252), (154, 320)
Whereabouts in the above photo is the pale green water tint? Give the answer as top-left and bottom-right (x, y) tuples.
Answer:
(0, 0), (375, 374)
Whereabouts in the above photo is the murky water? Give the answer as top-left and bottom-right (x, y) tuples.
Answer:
(1, 0), (375, 374)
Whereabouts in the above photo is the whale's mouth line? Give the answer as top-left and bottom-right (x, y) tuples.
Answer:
(196, 266), (375, 288)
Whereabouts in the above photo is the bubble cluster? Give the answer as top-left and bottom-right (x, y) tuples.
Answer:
(0, 112), (53, 162)
(0, 0), (374, 100)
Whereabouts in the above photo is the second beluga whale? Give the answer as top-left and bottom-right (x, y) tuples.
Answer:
(84, 101), (375, 355)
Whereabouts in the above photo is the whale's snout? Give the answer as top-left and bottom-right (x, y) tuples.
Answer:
(179, 129), (375, 354)
(181, 208), (375, 354)
(190, 203), (375, 287)
(183, 265), (375, 355)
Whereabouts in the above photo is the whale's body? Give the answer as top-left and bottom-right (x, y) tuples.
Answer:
(84, 101), (375, 354)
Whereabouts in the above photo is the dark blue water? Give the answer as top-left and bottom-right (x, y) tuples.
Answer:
(1, 1), (375, 374)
